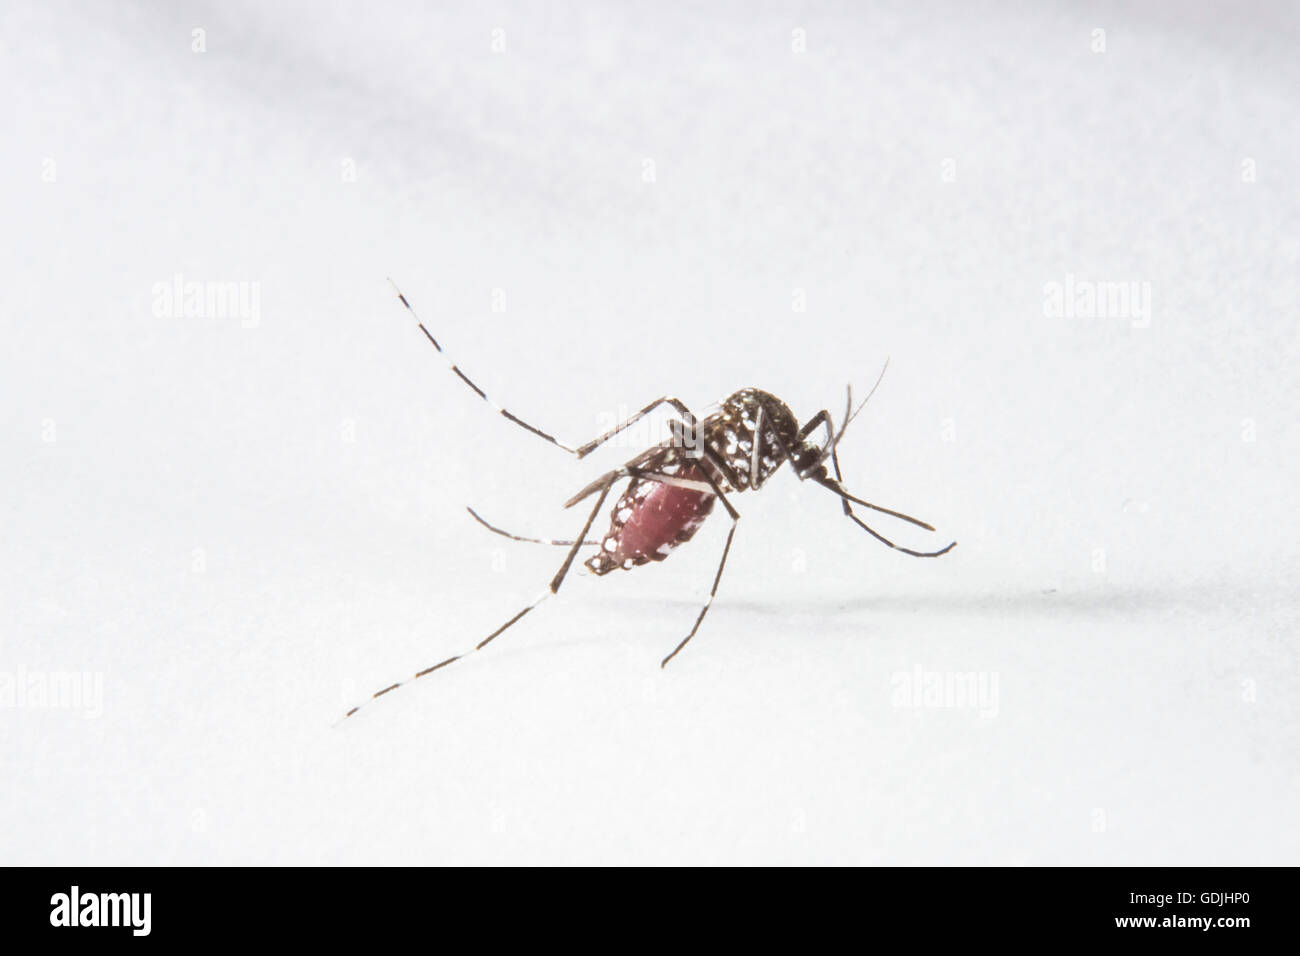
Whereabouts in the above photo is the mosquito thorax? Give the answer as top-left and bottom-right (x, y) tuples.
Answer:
(696, 388), (802, 492)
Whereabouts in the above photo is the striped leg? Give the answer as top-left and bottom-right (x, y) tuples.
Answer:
(768, 364), (885, 482)
(817, 475), (957, 558)
(391, 280), (582, 453)
(563, 408), (719, 511)
(784, 360), (888, 475)
(759, 393), (955, 557)
(391, 281), (703, 461)
(339, 483), (613, 722)
(575, 397), (699, 458)
(803, 390), (954, 552)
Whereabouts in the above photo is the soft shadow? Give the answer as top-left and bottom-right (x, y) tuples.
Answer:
(617, 585), (1257, 618)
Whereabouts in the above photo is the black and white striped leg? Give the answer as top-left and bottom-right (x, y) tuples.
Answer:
(808, 397), (946, 541)
(793, 407), (836, 479)
(565, 407), (722, 511)
(767, 400), (956, 557)
(390, 279), (582, 454)
(575, 397), (699, 459)
(340, 483), (614, 722)
(816, 463), (956, 558)
(664, 419), (747, 493)
(788, 366), (888, 474)
(784, 383), (855, 480)
(392, 282), (710, 464)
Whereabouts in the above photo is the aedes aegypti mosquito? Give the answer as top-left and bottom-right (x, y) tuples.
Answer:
(340, 282), (956, 720)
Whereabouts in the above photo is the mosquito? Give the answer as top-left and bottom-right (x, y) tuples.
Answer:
(340, 281), (956, 720)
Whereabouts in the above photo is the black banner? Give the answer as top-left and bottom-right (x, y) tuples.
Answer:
(0, 867), (1286, 944)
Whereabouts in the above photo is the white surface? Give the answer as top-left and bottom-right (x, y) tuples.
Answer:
(2, 0), (1297, 864)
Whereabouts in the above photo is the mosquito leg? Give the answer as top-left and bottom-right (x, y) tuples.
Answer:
(790, 362), (889, 474)
(390, 279), (583, 454)
(816, 472), (956, 558)
(340, 483), (615, 722)
(802, 415), (946, 542)
(792, 374), (870, 475)
(389, 282), (722, 483)
(547, 483), (614, 593)
(575, 397), (699, 459)
(811, 397), (953, 553)
(782, 406), (834, 480)
(790, 390), (851, 507)
(627, 458), (742, 667)
(465, 506), (599, 547)
(660, 518), (738, 668)
(826, 427), (851, 516)
(565, 410), (731, 511)
(777, 376), (871, 485)
(666, 418), (745, 493)
(761, 400), (957, 557)
(391, 285), (710, 468)
(797, 408), (834, 444)
(748, 404), (766, 488)
(834, 505), (956, 557)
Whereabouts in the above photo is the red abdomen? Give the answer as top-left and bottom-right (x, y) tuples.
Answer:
(586, 463), (716, 575)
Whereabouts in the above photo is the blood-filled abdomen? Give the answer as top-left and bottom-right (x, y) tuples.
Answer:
(585, 463), (717, 575)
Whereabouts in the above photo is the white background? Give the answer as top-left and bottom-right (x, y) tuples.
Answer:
(3, 1), (1297, 864)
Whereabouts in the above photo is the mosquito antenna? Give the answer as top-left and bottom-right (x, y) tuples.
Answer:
(388, 278), (581, 454)
(830, 356), (889, 451)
